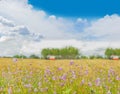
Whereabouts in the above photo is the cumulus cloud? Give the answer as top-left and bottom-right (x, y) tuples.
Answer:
(0, 0), (81, 40)
(0, 16), (15, 27)
(10, 25), (30, 35)
(85, 14), (120, 41)
(0, 0), (120, 56)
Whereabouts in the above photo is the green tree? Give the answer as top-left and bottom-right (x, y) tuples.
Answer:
(29, 54), (39, 59)
(41, 46), (80, 59)
(13, 55), (27, 59)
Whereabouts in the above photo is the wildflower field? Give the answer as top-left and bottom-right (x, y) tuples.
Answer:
(0, 58), (120, 94)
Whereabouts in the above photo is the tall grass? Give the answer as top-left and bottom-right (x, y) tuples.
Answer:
(0, 58), (119, 94)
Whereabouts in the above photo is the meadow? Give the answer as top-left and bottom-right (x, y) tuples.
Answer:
(0, 58), (120, 94)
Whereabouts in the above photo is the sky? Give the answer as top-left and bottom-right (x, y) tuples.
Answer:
(29, 0), (120, 18)
(0, 0), (120, 56)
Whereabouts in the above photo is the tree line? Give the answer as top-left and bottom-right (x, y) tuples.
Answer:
(7, 47), (120, 59)
(105, 48), (120, 58)
(41, 46), (79, 59)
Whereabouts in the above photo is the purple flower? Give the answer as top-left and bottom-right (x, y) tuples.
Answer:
(95, 78), (101, 86)
(108, 68), (115, 76)
(60, 74), (67, 81)
(45, 68), (51, 75)
(24, 84), (32, 88)
(70, 60), (74, 65)
(71, 71), (76, 79)
(58, 67), (63, 71)
(85, 70), (89, 75)
(80, 79), (85, 85)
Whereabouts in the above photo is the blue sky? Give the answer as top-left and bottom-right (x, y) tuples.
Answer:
(29, 0), (120, 18)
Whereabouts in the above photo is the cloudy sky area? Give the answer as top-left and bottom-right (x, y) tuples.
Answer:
(0, 0), (120, 56)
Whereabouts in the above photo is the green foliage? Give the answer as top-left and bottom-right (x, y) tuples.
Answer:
(29, 54), (39, 59)
(13, 54), (27, 59)
(89, 55), (104, 59)
(105, 48), (120, 58)
(89, 55), (96, 59)
(95, 55), (104, 59)
(41, 46), (79, 59)
(80, 56), (88, 59)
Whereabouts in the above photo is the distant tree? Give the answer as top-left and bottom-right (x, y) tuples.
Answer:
(105, 48), (120, 58)
(13, 55), (27, 59)
(60, 46), (79, 59)
(96, 55), (104, 59)
(89, 55), (96, 59)
(105, 48), (114, 58)
(41, 46), (80, 59)
(80, 56), (88, 59)
(13, 55), (20, 58)
(29, 54), (39, 59)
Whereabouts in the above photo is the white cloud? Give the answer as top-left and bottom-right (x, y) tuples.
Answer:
(0, 16), (15, 27)
(0, 0), (79, 39)
(0, 36), (13, 42)
(0, 0), (120, 56)
(85, 14), (120, 41)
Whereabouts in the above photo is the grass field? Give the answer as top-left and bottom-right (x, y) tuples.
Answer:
(0, 58), (120, 94)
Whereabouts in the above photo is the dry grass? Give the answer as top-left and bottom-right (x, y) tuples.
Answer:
(0, 58), (120, 94)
